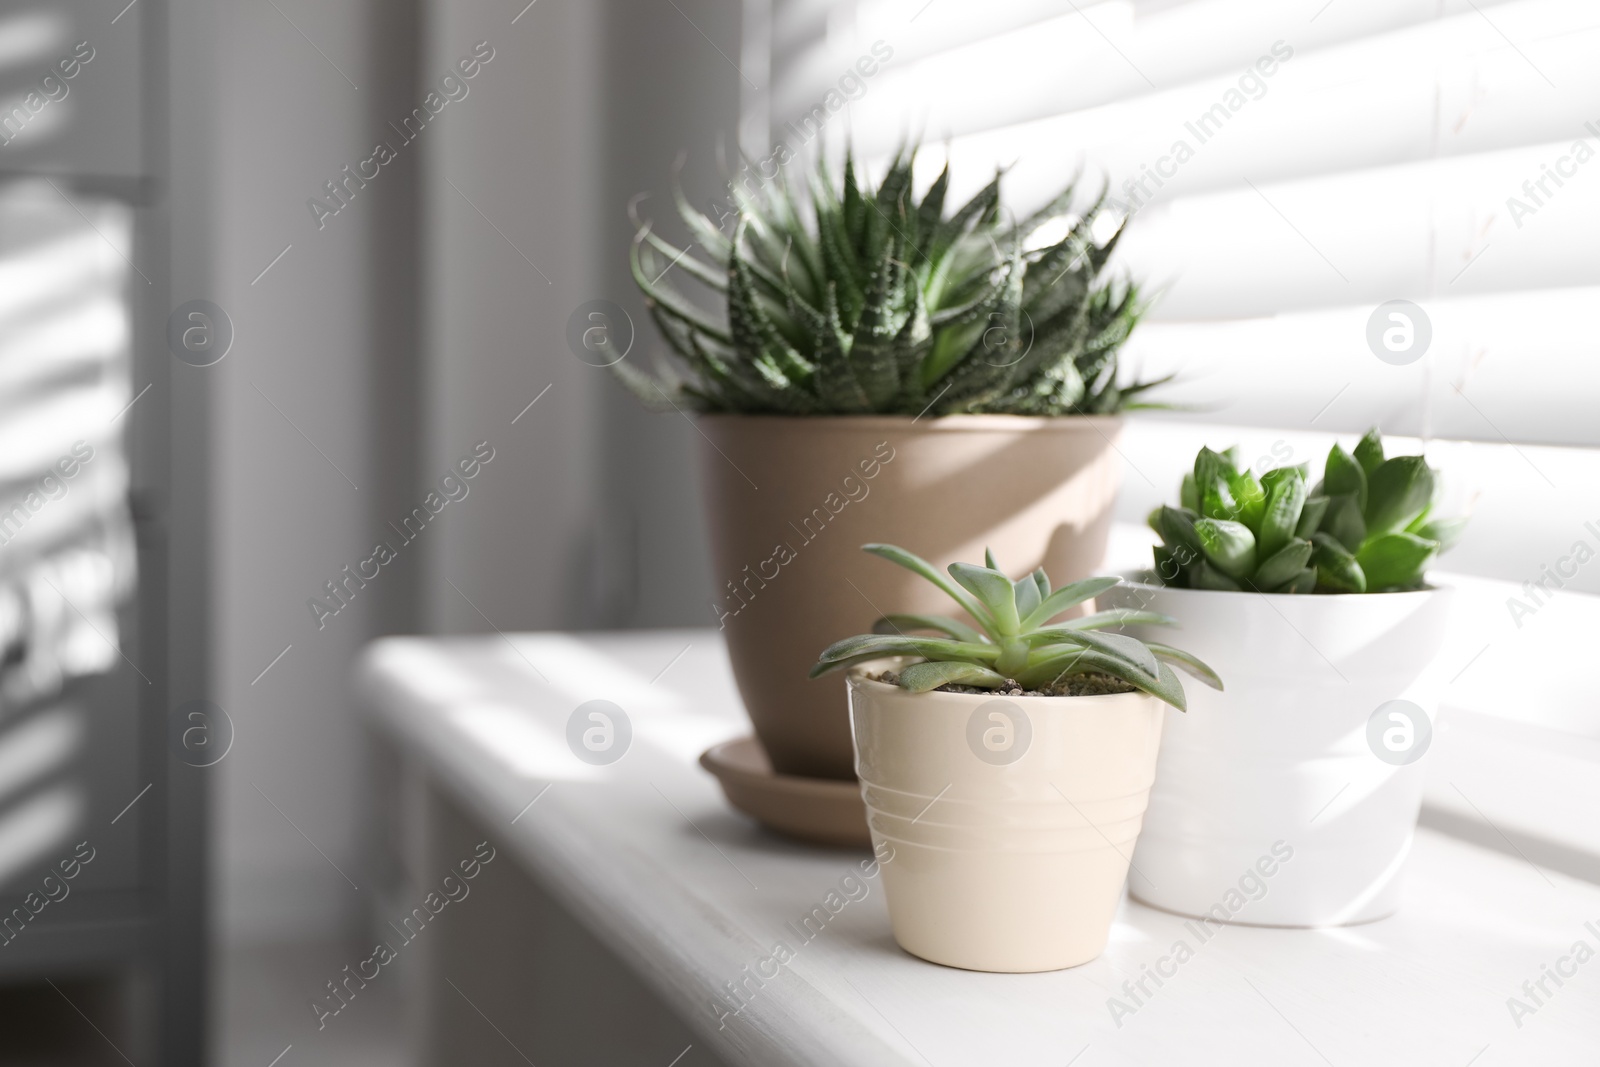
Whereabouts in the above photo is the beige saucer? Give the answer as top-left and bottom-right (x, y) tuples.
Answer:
(699, 737), (871, 848)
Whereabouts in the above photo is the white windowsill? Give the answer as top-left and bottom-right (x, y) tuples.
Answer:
(357, 630), (1600, 1066)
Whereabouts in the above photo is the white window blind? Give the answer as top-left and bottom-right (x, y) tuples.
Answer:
(764, 0), (1600, 598)
(755, 0), (1600, 856)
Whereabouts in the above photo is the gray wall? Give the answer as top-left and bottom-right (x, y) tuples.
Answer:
(206, 0), (738, 944)
(419, 0), (606, 636)
(591, 0), (741, 631)
(210, 0), (396, 941)
(421, 0), (736, 635)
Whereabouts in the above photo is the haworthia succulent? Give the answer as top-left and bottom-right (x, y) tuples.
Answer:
(620, 147), (1155, 416)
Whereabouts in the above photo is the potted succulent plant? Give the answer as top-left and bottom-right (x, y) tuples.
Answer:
(1104, 430), (1467, 926)
(619, 148), (1165, 828)
(812, 544), (1220, 972)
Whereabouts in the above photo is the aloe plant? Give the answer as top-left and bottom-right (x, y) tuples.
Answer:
(617, 148), (1167, 416)
(1149, 430), (1468, 594)
(810, 544), (1221, 710)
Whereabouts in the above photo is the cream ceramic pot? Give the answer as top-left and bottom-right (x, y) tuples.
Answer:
(1104, 577), (1455, 926)
(700, 414), (1122, 781)
(848, 667), (1164, 972)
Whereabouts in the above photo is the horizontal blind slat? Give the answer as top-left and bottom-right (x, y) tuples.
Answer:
(839, 13), (1600, 215)
(1121, 285), (1600, 449)
(1098, 140), (1597, 321)
(773, 0), (1534, 134)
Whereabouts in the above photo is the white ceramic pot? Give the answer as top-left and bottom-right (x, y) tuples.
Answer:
(1103, 577), (1456, 926)
(847, 667), (1164, 972)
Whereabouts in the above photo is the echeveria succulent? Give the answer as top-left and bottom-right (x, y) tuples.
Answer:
(1150, 430), (1468, 594)
(811, 544), (1221, 711)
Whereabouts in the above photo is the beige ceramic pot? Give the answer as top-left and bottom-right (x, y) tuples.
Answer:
(848, 666), (1164, 972)
(698, 414), (1122, 781)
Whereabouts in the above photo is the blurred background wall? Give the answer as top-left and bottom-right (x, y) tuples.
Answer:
(211, 0), (394, 947)
(208, 0), (734, 950)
